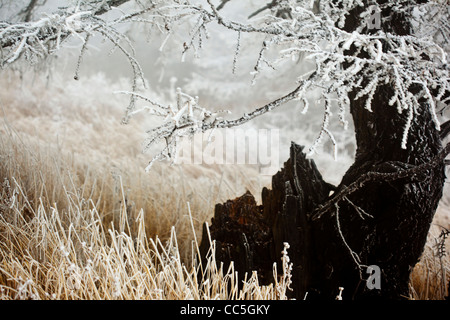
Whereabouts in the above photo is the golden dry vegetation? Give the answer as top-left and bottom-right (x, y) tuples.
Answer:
(0, 70), (448, 300)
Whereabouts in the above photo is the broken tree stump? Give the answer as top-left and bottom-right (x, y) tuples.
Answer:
(199, 140), (446, 300)
(199, 190), (273, 284)
(199, 142), (332, 298)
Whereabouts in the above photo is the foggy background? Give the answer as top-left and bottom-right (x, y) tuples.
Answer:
(0, 0), (380, 187)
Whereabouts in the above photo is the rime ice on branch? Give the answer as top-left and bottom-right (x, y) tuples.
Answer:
(136, 0), (448, 166)
(1, 0), (448, 167)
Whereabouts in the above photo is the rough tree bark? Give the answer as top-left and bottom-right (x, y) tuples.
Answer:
(199, 1), (447, 300)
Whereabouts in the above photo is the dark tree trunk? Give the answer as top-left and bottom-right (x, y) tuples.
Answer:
(199, 143), (333, 297)
(330, 1), (446, 299)
(199, 1), (447, 300)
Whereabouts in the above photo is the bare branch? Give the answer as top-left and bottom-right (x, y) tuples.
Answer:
(18, 0), (42, 22)
(440, 119), (450, 139)
(1, 0), (448, 170)
(248, 1), (277, 19)
(93, 0), (133, 16)
(312, 141), (450, 221)
(201, 81), (309, 130)
(216, 0), (231, 11)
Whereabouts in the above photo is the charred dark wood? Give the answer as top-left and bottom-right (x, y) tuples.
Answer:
(199, 138), (446, 300)
(198, 190), (273, 284)
(261, 143), (332, 296)
(199, 143), (333, 298)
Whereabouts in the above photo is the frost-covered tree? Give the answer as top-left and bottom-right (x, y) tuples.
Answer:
(1, 0), (449, 299)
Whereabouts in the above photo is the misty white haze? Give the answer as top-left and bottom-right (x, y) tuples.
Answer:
(0, 0), (356, 183)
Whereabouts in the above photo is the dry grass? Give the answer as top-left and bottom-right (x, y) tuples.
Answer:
(0, 70), (448, 300)
(0, 172), (291, 300)
(409, 223), (450, 300)
(0, 70), (286, 300)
